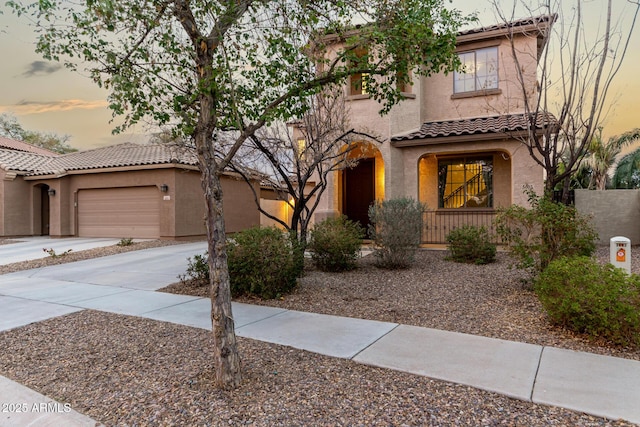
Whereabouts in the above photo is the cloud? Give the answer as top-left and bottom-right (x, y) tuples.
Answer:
(0, 99), (109, 115)
(22, 61), (63, 77)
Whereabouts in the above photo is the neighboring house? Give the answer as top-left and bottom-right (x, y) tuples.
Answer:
(314, 16), (553, 243)
(0, 141), (259, 239)
(0, 136), (60, 156)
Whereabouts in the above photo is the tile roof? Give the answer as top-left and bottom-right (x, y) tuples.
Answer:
(391, 113), (556, 144)
(0, 149), (55, 174)
(0, 142), (199, 176)
(458, 14), (556, 38)
(0, 136), (60, 156)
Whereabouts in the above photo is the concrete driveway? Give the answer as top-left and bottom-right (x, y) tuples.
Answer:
(0, 236), (126, 265)
(0, 240), (207, 331)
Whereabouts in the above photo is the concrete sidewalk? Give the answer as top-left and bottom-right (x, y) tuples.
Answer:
(1, 243), (639, 425)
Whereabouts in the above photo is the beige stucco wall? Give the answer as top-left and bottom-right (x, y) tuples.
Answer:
(421, 34), (539, 122)
(398, 139), (543, 208)
(220, 175), (260, 234)
(0, 171), (5, 235)
(11, 167), (259, 239)
(575, 189), (640, 245)
(1, 171), (33, 236)
(174, 170), (205, 237)
(30, 168), (178, 238)
(311, 25), (547, 224)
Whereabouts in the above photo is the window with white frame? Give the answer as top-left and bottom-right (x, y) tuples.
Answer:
(454, 47), (498, 94)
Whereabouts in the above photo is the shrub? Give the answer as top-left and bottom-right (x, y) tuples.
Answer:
(368, 197), (425, 269)
(228, 226), (299, 299)
(288, 230), (306, 279)
(308, 216), (364, 272)
(179, 252), (210, 286)
(43, 247), (72, 258)
(495, 187), (597, 275)
(117, 237), (134, 247)
(446, 225), (496, 265)
(535, 256), (640, 347)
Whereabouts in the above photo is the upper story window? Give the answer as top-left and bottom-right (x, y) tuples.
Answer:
(397, 69), (412, 94)
(295, 138), (306, 160)
(438, 156), (493, 209)
(349, 48), (369, 96)
(454, 47), (498, 94)
(350, 72), (369, 95)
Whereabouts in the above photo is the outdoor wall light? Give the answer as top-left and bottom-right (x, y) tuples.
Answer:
(47, 188), (56, 196)
(160, 184), (169, 193)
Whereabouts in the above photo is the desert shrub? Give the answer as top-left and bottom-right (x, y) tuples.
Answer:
(535, 256), (640, 347)
(117, 237), (134, 247)
(178, 252), (209, 287)
(495, 187), (597, 275)
(228, 226), (299, 299)
(308, 216), (364, 272)
(368, 197), (425, 269)
(42, 247), (72, 257)
(446, 225), (496, 265)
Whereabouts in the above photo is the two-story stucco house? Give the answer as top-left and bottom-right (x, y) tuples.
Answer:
(314, 15), (554, 243)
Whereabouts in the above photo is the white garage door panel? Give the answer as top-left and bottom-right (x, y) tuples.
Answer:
(78, 187), (160, 238)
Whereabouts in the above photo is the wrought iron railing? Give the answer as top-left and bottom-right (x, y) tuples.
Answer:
(421, 209), (504, 244)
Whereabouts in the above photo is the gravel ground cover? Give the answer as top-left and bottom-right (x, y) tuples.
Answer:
(0, 311), (635, 426)
(0, 239), (639, 425)
(163, 246), (640, 361)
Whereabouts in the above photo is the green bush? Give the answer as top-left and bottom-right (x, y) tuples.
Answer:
(535, 256), (640, 347)
(179, 252), (210, 286)
(117, 237), (134, 247)
(228, 226), (300, 299)
(495, 187), (597, 274)
(446, 225), (496, 265)
(308, 216), (364, 272)
(368, 197), (425, 269)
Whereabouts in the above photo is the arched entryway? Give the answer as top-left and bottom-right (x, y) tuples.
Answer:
(340, 142), (384, 231)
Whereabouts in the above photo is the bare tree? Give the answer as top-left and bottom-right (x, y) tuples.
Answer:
(229, 90), (380, 247)
(0, 113), (77, 154)
(493, 0), (640, 202)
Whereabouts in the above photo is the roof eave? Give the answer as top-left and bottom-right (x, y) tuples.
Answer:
(391, 129), (543, 147)
(457, 14), (556, 48)
(23, 162), (199, 180)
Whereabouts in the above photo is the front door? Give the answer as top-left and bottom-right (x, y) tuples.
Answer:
(41, 186), (50, 236)
(343, 158), (375, 232)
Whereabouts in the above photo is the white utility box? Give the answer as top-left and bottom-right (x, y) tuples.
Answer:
(610, 236), (631, 274)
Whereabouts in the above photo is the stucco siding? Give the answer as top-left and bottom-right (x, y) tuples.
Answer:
(2, 175), (32, 236)
(421, 36), (539, 123)
(221, 175), (260, 234)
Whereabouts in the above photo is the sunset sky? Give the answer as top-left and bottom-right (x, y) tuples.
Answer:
(0, 0), (639, 151)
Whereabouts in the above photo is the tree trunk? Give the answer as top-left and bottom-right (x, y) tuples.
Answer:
(560, 176), (572, 205)
(202, 166), (242, 389)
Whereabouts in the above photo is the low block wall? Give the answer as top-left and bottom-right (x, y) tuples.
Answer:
(575, 189), (640, 245)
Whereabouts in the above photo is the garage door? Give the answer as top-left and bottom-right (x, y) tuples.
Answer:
(78, 187), (160, 238)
